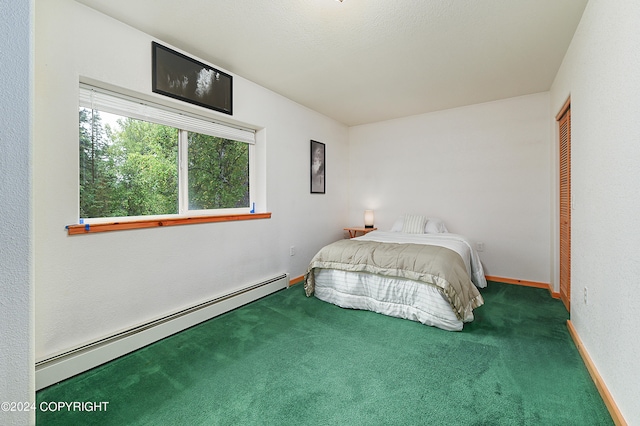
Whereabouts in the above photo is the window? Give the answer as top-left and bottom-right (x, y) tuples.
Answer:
(78, 85), (255, 222)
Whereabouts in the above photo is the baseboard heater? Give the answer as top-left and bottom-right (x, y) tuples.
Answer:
(35, 273), (289, 390)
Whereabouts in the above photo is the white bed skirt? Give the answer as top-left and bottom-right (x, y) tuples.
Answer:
(314, 268), (473, 331)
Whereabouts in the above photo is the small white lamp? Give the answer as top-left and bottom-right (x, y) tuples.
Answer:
(364, 210), (374, 228)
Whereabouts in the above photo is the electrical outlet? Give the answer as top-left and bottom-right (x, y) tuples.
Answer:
(476, 242), (485, 252)
(290, 246), (296, 256)
(583, 287), (588, 304)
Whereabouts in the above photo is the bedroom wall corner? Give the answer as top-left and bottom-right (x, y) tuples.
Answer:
(549, 0), (640, 422)
(347, 93), (552, 284)
(0, 0), (35, 424)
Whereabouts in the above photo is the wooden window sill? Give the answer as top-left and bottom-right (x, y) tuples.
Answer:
(66, 212), (271, 235)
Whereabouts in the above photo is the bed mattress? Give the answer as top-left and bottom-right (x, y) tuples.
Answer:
(306, 231), (486, 331)
(314, 268), (468, 331)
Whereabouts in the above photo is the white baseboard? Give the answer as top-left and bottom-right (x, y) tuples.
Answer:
(36, 274), (288, 390)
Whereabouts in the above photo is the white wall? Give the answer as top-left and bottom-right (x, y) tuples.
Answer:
(34, 0), (348, 361)
(0, 0), (34, 424)
(550, 0), (640, 422)
(348, 93), (551, 283)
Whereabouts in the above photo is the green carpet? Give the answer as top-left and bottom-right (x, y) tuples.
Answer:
(36, 281), (612, 425)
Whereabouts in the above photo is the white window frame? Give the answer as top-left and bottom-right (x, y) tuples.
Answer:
(79, 84), (256, 223)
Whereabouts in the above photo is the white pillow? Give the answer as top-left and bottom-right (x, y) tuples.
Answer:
(391, 216), (424, 232)
(401, 214), (428, 234)
(425, 218), (448, 233)
(391, 215), (449, 233)
(390, 217), (404, 232)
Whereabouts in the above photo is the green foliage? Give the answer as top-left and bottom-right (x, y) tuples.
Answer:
(79, 108), (121, 218)
(111, 119), (178, 216)
(188, 133), (249, 210)
(79, 108), (248, 219)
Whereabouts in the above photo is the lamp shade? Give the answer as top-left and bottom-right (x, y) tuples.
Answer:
(364, 210), (374, 228)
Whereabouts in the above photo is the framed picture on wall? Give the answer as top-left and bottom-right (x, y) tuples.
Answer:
(310, 140), (325, 194)
(152, 42), (233, 115)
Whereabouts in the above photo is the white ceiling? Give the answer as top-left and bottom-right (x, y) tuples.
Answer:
(75, 0), (588, 126)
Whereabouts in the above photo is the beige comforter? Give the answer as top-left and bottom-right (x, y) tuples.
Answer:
(305, 239), (484, 320)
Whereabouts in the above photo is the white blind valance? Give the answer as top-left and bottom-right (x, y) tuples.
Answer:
(79, 84), (255, 144)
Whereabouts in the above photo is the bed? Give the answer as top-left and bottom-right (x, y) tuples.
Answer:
(304, 215), (486, 331)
